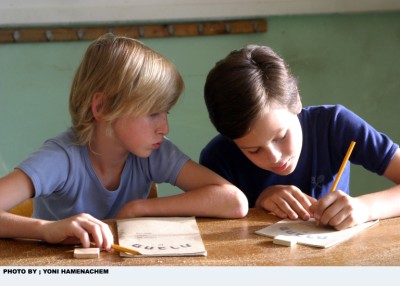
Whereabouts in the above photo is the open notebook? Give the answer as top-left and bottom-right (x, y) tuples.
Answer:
(255, 218), (378, 248)
(116, 216), (207, 257)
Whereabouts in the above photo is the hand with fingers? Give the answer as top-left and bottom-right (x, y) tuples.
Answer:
(310, 190), (370, 230)
(41, 213), (114, 250)
(255, 185), (317, 221)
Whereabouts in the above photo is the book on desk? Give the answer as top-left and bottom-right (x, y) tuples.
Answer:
(255, 218), (378, 248)
(116, 216), (207, 257)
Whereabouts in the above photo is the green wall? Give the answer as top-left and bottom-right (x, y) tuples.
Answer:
(1, 11), (399, 197)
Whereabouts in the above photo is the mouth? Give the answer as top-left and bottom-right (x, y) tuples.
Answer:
(152, 140), (163, 149)
(271, 159), (290, 173)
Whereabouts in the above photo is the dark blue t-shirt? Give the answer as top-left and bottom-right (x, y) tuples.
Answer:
(200, 105), (398, 207)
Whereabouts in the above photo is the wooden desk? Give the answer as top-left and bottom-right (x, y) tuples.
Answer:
(1, 208), (399, 266)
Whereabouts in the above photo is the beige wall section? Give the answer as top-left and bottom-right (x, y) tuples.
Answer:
(0, 11), (399, 197)
(1, 0), (399, 26)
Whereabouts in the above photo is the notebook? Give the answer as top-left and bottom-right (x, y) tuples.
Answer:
(255, 218), (378, 248)
(117, 216), (207, 257)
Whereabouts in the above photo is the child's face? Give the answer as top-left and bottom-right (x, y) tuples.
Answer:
(233, 107), (302, 175)
(112, 112), (169, 158)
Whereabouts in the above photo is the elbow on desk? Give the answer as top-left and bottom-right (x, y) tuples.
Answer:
(227, 187), (249, 219)
(233, 203), (249, 219)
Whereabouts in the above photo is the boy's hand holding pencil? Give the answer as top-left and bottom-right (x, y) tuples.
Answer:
(311, 141), (357, 230)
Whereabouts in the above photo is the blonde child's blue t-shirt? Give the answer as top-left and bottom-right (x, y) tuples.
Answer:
(17, 128), (190, 220)
(200, 105), (399, 207)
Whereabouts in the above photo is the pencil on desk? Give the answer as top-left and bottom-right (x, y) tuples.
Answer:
(329, 141), (356, 193)
(112, 243), (141, 255)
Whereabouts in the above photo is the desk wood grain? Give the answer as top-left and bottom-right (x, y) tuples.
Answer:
(1, 208), (399, 266)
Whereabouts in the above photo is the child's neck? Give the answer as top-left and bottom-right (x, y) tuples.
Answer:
(88, 133), (128, 191)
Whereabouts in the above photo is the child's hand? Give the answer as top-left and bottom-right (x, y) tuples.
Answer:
(310, 190), (369, 230)
(255, 185), (317, 220)
(41, 213), (113, 250)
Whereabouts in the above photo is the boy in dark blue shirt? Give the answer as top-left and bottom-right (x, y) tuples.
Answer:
(200, 45), (400, 230)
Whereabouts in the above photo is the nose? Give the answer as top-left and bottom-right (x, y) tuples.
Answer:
(265, 144), (281, 164)
(157, 113), (169, 135)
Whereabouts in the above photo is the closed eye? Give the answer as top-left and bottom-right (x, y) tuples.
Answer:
(149, 111), (169, 118)
(273, 132), (287, 143)
(247, 148), (260, 154)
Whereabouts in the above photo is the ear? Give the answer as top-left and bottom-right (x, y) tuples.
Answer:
(91, 92), (104, 120)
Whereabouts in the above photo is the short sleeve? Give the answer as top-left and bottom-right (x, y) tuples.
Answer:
(148, 138), (190, 185)
(17, 139), (71, 197)
(332, 105), (398, 175)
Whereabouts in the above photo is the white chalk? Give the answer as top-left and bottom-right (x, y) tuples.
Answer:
(73, 248), (100, 259)
(273, 235), (298, 247)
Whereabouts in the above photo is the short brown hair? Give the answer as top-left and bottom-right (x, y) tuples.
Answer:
(204, 45), (298, 139)
(69, 33), (184, 145)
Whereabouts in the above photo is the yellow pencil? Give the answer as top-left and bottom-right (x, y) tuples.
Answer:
(329, 141), (356, 193)
(111, 243), (141, 255)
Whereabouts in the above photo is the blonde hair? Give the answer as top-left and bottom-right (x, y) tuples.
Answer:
(69, 33), (184, 145)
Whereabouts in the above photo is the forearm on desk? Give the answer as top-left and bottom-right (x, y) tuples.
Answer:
(359, 185), (400, 221)
(0, 211), (46, 240)
(117, 186), (248, 219)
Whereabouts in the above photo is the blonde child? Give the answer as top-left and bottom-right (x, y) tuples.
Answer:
(0, 34), (248, 250)
(200, 44), (400, 230)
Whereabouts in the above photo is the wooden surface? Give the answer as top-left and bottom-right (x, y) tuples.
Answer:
(1, 208), (399, 266)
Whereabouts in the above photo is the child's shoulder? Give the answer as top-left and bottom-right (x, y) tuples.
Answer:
(299, 105), (362, 133)
(51, 128), (76, 141)
(301, 104), (355, 120)
(200, 134), (238, 161)
(43, 128), (80, 153)
(203, 134), (234, 150)
(302, 104), (349, 113)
